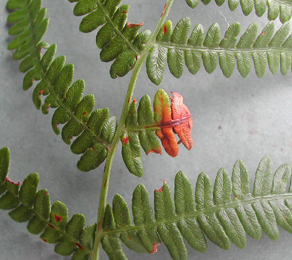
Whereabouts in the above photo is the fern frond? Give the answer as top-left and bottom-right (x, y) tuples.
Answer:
(101, 156), (292, 260)
(122, 89), (193, 177)
(68, 0), (151, 79)
(147, 18), (292, 85)
(185, 0), (292, 23)
(0, 147), (96, 259)
(7, 0), (118, 171)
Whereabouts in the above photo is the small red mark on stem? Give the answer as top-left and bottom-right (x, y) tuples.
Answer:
(6, 177), (20, 186)
(161, 3), (167, 16)
(103, 177), (108, 187)
(74, 242), (84, 250)
(135, 55), (139, 60)
(150, 243), (162, 254)
(163, 25), (167, 34)
(122, 136), (129, 145)
(98, 222), (101, 231)
(127, 22), (144, 28)
(48, 223), (55, 229)
(133, 99), (137, 103)
(155, 180), (166, 193)
(54, 214), (62, 222)
(42, 238), (48, 243)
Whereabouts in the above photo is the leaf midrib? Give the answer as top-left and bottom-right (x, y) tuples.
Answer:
(102, 192), (292, 236)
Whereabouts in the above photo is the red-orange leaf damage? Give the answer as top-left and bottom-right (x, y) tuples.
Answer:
(154, 90), (193, 157)
(150, 243), (162, 254)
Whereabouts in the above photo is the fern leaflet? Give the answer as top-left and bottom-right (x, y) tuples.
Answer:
(122, 89), (193, 177)
(101, 156), (292, 260)
(147, 18), (292, 85)
(0, 147), (96, 259)
(68, 0), (151, 78)
(185, 0), (292, 23)
(7, 0), (118, 172)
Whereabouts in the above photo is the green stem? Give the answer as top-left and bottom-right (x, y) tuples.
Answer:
(92, 1), (174, 259)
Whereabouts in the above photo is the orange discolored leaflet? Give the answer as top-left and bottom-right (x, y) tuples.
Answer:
(154, 89), (193, 157)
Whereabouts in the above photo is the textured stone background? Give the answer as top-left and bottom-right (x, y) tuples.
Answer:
(1, 0), (292, 259)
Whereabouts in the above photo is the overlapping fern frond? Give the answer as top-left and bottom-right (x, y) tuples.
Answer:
(147, 18), (292, 85)
(101, 156), (292, 260)
(68, 0), (151, 78)
(7, 0), (118, 172)
(0, 147), (96, 259)
(122, 89), (193, 177)
(185, 0), (292, 23)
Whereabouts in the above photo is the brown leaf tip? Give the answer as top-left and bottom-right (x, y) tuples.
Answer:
(155, 180), (166, 193)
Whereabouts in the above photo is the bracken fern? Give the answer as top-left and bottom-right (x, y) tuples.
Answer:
(2, 0), (292, 259)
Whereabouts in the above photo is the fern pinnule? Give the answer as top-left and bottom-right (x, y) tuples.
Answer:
(68, 0), (151, 79)
(123, 89), (193, 177)
(147, 18), (292, 85)
(184, 0), (292, 23)
(7, 0), (118, 172)
(0, 147), (96, 259)
(101, 156), (292, 260)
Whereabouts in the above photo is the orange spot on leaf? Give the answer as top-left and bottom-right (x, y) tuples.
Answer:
(6, 177), (20, 186)
(146, 147), (162, 155)
(54, 214), (62, 222)
(122, 136), (129, 145)
(127, 22), (144, 28)
(163, 25), (167, 34)
(150, 243), (162, 254)
(161, 3), (167, 16)
(155, 180), (166, 193)
(74, 242), (84, 250)
(48, 223), (55, 229)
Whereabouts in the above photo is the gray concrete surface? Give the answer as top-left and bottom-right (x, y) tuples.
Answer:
(1, 0), (292, 259)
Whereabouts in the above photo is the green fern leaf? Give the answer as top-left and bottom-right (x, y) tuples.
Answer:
(0, 147), (96, 259)
(7, 0), (119, 172)
(101, 156), (292, 260)
(147, 19), (292, 84)
(68, 0), (149, 79)
(184, 0), (292, 23)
